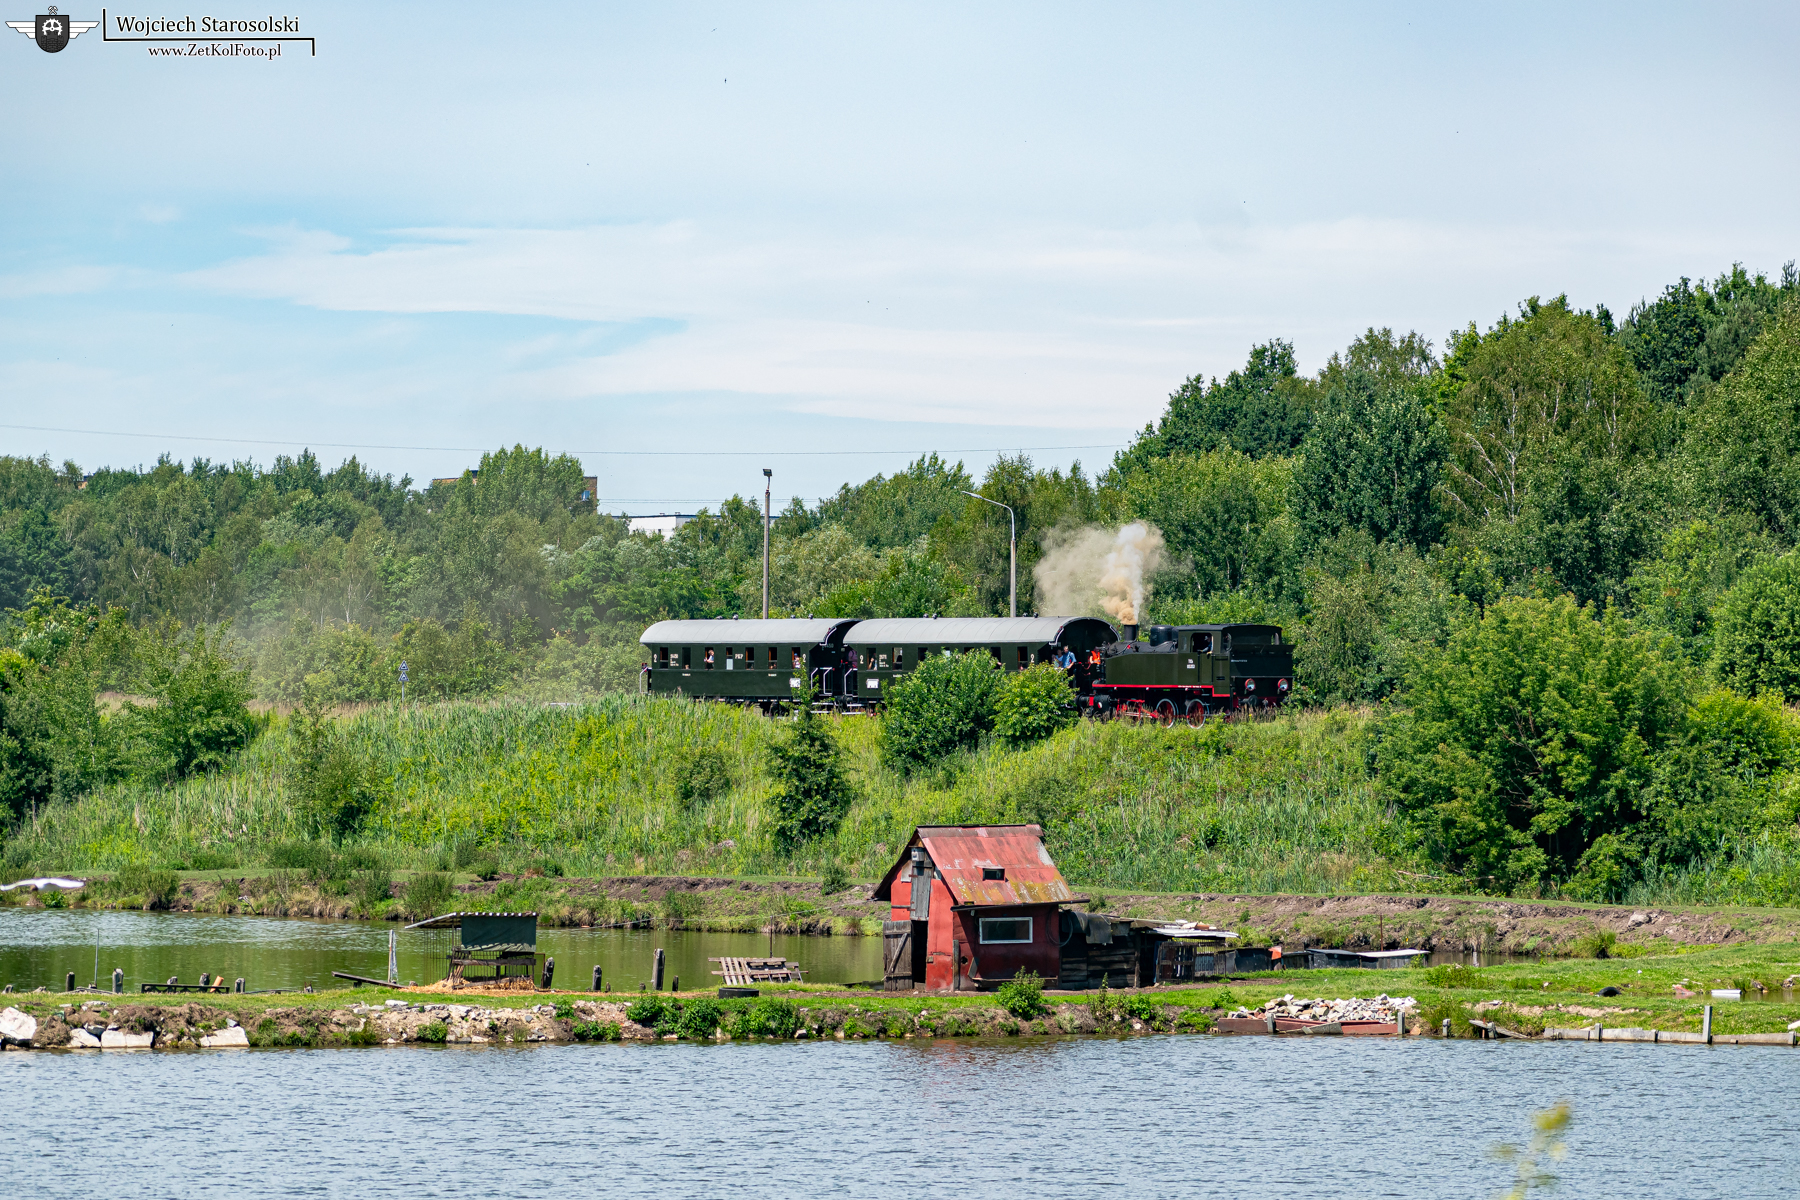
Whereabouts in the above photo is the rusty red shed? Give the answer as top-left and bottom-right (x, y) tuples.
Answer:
(872, 825), (1080, 991)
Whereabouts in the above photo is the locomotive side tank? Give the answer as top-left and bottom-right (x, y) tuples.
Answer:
(638, 617), (859, 706)
(1087, 622), (1291, 722)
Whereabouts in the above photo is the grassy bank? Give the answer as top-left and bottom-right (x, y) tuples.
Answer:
(8, 941), (1800, 1048)
(5, 696), (1800, 907)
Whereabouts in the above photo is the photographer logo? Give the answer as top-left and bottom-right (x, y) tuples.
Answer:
(7, 6), (95, 52)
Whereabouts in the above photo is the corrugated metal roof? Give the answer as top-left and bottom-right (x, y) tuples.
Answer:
(639, 618), (855, 646)
(402, 911), (538, 930)
(843, 617), (1114, 646)
(872, 824), (1076, 907)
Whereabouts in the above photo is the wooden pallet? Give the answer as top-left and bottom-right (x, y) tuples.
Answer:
(710, 956), (806, 985)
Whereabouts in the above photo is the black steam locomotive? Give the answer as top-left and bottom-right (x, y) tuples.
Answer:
(637, 615), (1292, 723)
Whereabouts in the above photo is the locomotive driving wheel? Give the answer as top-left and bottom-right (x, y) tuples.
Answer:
(1154, 700), (1177, 727)
(1185, 700), (1206, 726)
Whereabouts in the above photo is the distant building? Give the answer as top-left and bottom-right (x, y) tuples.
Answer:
(627, 513), (694, 536)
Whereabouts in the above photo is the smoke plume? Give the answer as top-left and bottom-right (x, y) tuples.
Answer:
(1032, 522), (1166, 623)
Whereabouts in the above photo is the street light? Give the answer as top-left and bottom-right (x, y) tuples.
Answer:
(762, 468), (773, 620)
(961, 490), (1016, 617)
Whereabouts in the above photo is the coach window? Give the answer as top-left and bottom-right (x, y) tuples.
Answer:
(742, 646), (754, 666)
(978, 916), (1032, 944)
(768, 646), (778, 667)
(894, 647), (905, 668)
(878, 652), (889, 668)
(680, 647), (692, 669)
(657, 647), (669, 668)
(1016, 646), (1028, 668)
(791, 648), (803, 669)
(704, 647), (716, 669)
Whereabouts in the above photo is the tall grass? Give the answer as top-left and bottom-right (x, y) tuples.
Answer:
(9, 695), (1800, 905)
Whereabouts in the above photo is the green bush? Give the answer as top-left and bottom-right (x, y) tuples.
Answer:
(288, 692), (389, 843)
(818, 860), (849, 895)
(400, 872), (454, 921)
(416, 1020), (448, 1044)
(572, 1019), (620, 1042)
(766, 696), (856, 848)
(115, 865), (180, 909)
(1569, 928), (1617, 959)
(626, 996), (667, 1026)
(995, 970), (1048, 1019)
(1177, 1009), (1215, 1032)
(880, 651), (1001, 773)
(674, 997), (722, 1039)
(265, 840), (333, 873)
(727, 998), (798, 1039)
(993, 664), (1078, 748)
(131, 621), (259, 781)
(1121, 994), (1158, 1023)
(553, 999), (575, 1020)
(1379, 596), (1686, 890)
(353, 867), (393, 912)
(1422, 964), (1484, 989)
(676, 748), (732, 806)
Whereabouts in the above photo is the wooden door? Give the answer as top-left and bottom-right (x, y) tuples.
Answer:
(883, 920), (914, 991)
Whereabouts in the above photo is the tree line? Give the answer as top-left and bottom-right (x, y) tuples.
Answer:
(5, 259), (1800, 899)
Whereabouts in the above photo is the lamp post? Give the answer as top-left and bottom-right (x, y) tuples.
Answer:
(961, 490), (1016, 617)
(762, 468), (772, 619)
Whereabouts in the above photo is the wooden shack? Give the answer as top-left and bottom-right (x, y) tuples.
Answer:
(873, 825), (1080, 991)
(404, 911), (540, 988)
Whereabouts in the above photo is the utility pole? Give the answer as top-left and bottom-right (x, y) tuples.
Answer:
(961, 490), (1016, 617)
(762, 468), (773, 619)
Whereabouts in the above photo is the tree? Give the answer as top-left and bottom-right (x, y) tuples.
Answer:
(1293, 371), (1448, 551)
(994, 662), (1077, 747)
(1115, 339), (1314, 469)
(1379, 596), (1686, 890)
(1709, 549), (1800, 699)
(766, 690), (855, 847)
(132, 620), (257, 779)
(1684, 299), (1800, 542)
(287, 686), (387, 842)
(880, 651), (1001, 773)
(1111, 450), (1298, 603)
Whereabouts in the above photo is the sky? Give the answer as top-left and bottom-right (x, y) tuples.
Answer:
(1, 1), (1796, 514)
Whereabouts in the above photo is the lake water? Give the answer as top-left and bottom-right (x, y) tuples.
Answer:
(0, 909), (885, 994)
(5, 1035), (1796, 1197)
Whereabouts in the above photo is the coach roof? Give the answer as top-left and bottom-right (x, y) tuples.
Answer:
(639, 618), (857, 645)
(842, 616), (1115, 646)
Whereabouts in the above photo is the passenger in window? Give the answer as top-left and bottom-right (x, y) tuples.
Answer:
(792, 650), (803, 669)
(895, 647), (905, 667)
(704, 648), (715, 669)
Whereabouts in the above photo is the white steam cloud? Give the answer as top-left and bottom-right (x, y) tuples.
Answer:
(1032, 522), (1166, 624)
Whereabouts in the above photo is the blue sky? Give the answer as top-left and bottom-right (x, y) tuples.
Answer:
(2, 1), (1796, 512)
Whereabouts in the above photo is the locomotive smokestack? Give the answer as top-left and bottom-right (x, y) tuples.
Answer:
(1122, 623), (1138, 643)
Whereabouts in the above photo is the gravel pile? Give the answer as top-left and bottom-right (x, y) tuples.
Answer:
(1227, 994), (1418, 1022)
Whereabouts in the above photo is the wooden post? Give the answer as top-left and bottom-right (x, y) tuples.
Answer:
(1395, 1009), (1405, 1037)
(653, 948), (665, 991)
(167, 976), (178, 986)
(1702, 1005), (1712, 1042)
(1441, 1018), (1451, 1039)
(672, 976), (680, 993)
(65, 971), (75, 992)
(541, 956), (555, 990)
(234, 978), (244, 993)
(112, 968), (122, 994)
(592, 965), (603, 992)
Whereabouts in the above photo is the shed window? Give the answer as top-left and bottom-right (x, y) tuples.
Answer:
(982, 867), (1005, 880)
(979, 917), (1032, 944)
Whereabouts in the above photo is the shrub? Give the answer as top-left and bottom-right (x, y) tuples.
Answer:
(626, 996), (667, 1026)
(553, 999), (575, 1020)
(353, 867), (393, 912)
(288, 692), (389, 842)
(662, 891), (701, 924)
(416, 1021), (448, 1044)
(996, 970), (1048, 1020)
(401, 872), (454, 921)
(116, 865), (180, 909)
(572, 1020), (620, 1042)
(674, 998), (723, 1039)
(1569, 928), (1617, 959)
(265, 840), (333, 873)
(1121, 994), (1158, 1023)
(727, 998), (798, 1039)
(1177, 1009), (1215, 1032)
(676, 749), (732, 806)
(993, 663), (1078, 748)
(818, 860), (849, 896)
(131, 621), (258, 780)
(1422, 964), (1484, 989)
(1709, 541), (1800, 699)
(880, 651), (1002, 773)
(1379, 596), (1686, 890)
(766, 695), (856, 848)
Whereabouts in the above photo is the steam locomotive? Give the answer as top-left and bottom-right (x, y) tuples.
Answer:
(636, 615), (1292, 722)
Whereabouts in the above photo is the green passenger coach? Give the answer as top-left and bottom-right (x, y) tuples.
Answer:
(842, 616), (1118, 704)
(637, 618), (859, 707)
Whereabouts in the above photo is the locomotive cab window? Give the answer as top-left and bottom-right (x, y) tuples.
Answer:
(979, 917), (1031, 944)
